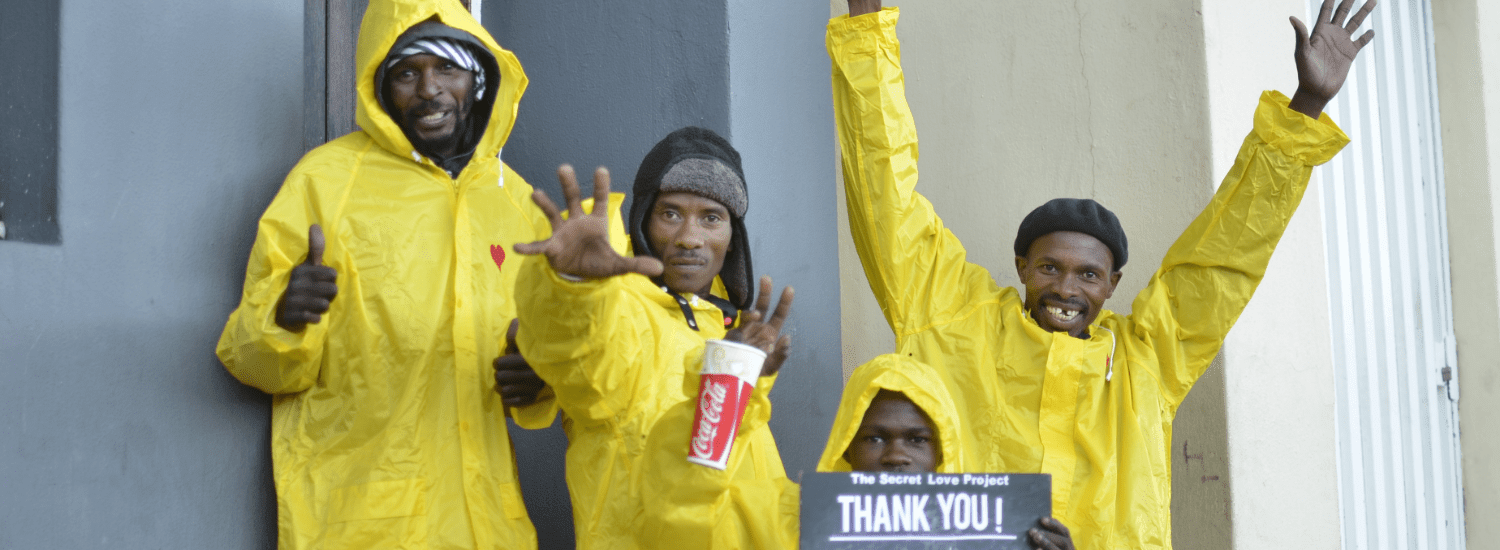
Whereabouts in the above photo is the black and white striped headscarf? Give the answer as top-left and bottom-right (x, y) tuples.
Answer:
(385, 38), (486, 100)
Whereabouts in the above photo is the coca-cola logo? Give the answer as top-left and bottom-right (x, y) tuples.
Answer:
(690, 381), (730, 458)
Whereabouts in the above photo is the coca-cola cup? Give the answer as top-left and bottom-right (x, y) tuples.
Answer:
(686, 339), (767, 470)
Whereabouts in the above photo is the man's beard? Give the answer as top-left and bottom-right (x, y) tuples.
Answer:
(400, 96), (474, 159)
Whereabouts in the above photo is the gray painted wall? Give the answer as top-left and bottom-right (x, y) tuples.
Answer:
(0, 0), (302, 547)
(726, 0), (842, 478)
(0, 1), (838, 548)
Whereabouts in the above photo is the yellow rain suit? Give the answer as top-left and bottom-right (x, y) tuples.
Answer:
(817, 354), (968, 474)
(216, 0), (541, 548)
(828, 9), (1348, 549)
(514, 258), (797, 549)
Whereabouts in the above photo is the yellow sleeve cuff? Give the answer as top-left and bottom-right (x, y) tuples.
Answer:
(1254, 90), (1351, 166)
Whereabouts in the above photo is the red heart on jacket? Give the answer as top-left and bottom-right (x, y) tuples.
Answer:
(490, 244), (506, 271)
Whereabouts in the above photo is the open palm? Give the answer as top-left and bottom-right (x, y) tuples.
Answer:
(513, 165), (663, 280)
(1289, 0), (1377, 116)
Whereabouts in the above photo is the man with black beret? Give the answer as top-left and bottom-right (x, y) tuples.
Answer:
(507, 127), (798, 548)
(829, 0), (1376, 548)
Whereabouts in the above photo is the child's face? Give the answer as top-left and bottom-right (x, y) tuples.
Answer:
(843, 390), (942, 473)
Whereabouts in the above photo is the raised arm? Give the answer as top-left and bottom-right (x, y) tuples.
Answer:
(829, 4), (1002, 339)
(1132, 0), (1373, 405)
(512, 165), (670, 424)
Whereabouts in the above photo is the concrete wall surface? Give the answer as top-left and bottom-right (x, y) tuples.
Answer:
(0, 0), (304, 547)
(1433, 0), (1500, 546)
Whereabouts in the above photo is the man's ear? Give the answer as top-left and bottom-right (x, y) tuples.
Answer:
(1106, 271), (1123, 298)
(1014, 256), (1028, 282)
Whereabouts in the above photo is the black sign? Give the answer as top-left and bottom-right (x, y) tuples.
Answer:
(800, 472), (1051, 549)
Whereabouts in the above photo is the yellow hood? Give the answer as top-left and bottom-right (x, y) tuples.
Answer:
(817, 354), (967, 473)
(354, 0), (527, 162)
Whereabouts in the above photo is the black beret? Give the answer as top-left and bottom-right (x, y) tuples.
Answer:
(1013, 198), (1128, 270)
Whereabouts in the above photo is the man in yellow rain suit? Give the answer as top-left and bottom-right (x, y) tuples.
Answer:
(511, 128), (799, 548)
(830, 0), (1376, 548)
(216, 0), (543, 547)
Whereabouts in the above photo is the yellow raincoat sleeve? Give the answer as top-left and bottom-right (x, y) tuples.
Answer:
(508, 192), (629, 429)
(636, 361), (799, 549)
(828, 8), (1003, 338)
(216, 171), (332, 395)
(511, 194), (641, 425)
(1130, 91), (1348, 408)
(514, 261), (653, 425)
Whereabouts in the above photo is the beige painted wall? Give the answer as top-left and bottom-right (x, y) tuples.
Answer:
(1433, 0), (1500, 546)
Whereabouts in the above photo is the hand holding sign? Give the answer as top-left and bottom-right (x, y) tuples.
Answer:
(1028, 517), (1075, 550)
(514, 165), (664, 280)
(275, 224), (339, 332)
(724, 275), (794, 377)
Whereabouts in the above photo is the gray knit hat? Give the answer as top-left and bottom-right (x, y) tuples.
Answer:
(658, 158), (748, 218)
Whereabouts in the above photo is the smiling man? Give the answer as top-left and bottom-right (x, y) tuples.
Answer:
(216, 0), (545, 548)
(830, 0), (1376, 548)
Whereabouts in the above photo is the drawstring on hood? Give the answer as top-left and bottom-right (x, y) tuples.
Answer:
(1099, 326), (1116, 382)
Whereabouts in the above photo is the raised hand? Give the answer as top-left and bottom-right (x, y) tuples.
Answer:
(494, 319), (547, 407)
(1288, 0), (1377, 117)
(513, 165), (664, 280)
(275, 224), (339, 332)
(724, 276), (795, 377)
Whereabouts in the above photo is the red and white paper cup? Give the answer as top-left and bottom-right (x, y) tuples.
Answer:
(686, 339), (766, 470)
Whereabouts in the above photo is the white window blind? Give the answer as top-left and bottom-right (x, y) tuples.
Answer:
(1315, 0), (1466, 548)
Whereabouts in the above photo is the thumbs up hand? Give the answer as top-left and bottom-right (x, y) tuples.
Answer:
(275, 224), (340, 333)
